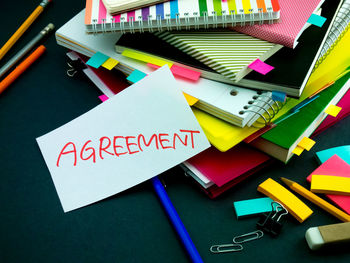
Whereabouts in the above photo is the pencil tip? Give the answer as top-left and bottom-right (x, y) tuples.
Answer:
(280, 177), (294, 186)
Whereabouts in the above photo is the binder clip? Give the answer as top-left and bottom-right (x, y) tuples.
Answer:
(256, 201), (288, 236)
(66, 58), (87, 77)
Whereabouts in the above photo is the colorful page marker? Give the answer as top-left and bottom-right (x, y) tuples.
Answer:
(272, 91), (287, 102)
(292, 145), (304, 156)
(298, 137), (316, 151)
(98, 94), (109, 102)
(170, 65), (201, 81)
(102, 57), (119, 70)
(307, 14), (327, 27)
(36, 66), (210, 212)
(147, 63), (201, 81)
(122, 49), (173, 68)
(325, 104), (342, 117)
(311, 175), (350, 196)
(233, 197), (274, 219)
(307, 155), (350, 215)
(258, 178), (313, 223)
(248, 59), (274, 75)
(183, 93), (199, 106)
(86, 52), (109, 68)
(127, 69), (147, 83)
(316, 146), (350, 164)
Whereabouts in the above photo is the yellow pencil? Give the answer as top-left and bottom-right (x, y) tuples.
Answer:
(0, 0), (51, 61)
(280, 177), (350, 222)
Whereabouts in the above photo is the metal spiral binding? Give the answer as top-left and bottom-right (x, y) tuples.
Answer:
(239, 92), (285, 128)
(156, 15), (163, 31)
(314, 5), (350, 69)
(91, 6), (277, 33)
(148, 15), (153, 32)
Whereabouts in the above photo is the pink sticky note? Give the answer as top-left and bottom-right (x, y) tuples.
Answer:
(170, 65), (201, 81)
(98, 94), (109, 102)
(306, 155), (350, 215)
(248, 59), (274, 75)
(147, 63), (201, 81)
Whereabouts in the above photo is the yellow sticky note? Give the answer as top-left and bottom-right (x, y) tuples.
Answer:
(258, 178), (313, 223)
(102, 58), (119, 70)
(122, 49), (173, 68)
(311, 175), (350, 195)
(292, 145), (304, 156)
(325, 104), (342, 117)
(298, 137), (316, 151)
(183, 93), (199, 106)
(102, 57), (119, 70)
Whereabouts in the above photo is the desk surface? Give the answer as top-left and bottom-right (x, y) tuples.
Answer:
(1, 1), (350, 262)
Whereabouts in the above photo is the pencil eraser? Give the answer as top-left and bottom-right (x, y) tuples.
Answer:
(305, 227), (324, 250)
(305, 222), (350, 250)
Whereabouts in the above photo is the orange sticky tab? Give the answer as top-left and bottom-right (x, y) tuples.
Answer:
(258, 178), (313, 223)
(325, 105), (342, 117)
(292, 146), (304, 156)
(183, 93), (199, 106)
(298, 137), (316, 151)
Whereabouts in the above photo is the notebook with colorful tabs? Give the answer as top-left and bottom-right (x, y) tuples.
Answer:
(249, 70), (350, 163)
(235, 0), (344, 97)
(306, 155), (350, 215)
(85, 0), (281, 34)
(152, 30), (282, 82)
(58, 10), (282, 128)
(232, 0), (324, 48)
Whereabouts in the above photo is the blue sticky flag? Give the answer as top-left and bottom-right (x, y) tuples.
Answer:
(127, 70), (147, 83)
(233, 197), (274, 219)
(307, 14), (327, 27)
(316, 146), (350, 164)
(86, 52), (109, 68)
(272, 91), (286, 102)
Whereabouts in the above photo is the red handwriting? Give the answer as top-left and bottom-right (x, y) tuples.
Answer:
(56, 130), (201, 167)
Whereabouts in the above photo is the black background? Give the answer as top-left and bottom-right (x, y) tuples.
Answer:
(1, 1), (350, 262)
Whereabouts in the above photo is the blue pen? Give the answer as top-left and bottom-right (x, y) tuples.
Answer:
(151, 176), (204, 263)
(290, 95), (320, 113)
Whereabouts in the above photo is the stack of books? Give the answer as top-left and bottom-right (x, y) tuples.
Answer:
(56, 0), (350, 198)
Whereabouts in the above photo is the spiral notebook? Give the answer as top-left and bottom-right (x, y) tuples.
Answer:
(153, 30), (282, 82)
(85, 0), (281, 34)
(316, 0), (350, 66)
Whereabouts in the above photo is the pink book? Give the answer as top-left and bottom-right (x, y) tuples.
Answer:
(233, 0), (324, 48)
(313, 88), (350, 136)
(306, 155), (350, 215)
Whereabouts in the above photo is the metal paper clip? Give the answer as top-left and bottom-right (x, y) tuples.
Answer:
(233, 230), (264, 244)
(210, 243), (243, 253)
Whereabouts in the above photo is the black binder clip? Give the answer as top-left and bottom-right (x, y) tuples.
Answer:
(256, 201), (288, 237)
(66, 58), (87, 77)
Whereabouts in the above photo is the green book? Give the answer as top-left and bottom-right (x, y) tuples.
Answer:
(250, 69), (350, 163)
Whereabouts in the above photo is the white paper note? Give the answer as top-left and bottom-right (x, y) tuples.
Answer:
(36, 66), (210, 212)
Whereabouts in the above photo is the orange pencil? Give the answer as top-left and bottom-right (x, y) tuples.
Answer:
(0, 0), (51, 61)
(0, 45), (46, 95)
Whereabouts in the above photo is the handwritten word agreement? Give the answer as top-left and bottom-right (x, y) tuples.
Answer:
(36, 66), (210, 212)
